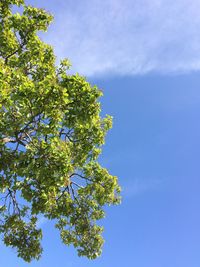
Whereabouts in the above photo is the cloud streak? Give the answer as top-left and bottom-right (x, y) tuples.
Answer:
(122, 177), (162, 198)
(34, 0), (200, 76)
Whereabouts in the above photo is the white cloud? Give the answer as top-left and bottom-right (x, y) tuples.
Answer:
(38, 0), (200, 76)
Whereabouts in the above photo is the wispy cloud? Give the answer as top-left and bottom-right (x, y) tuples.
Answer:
(36, 216), (48, 228)
(36, 0), (200, 76)
(123, 177), (163, 198)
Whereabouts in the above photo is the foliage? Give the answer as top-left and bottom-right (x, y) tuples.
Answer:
(0, 0), (120, 262)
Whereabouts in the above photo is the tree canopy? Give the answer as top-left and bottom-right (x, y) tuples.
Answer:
(0, 0), (120, 262)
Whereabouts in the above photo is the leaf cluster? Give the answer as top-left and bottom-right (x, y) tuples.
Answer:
(0, 0), (120, 262)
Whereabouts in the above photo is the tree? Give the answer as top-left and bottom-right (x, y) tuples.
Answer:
(0, 0), (120, 262)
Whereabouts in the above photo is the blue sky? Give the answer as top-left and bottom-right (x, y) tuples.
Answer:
(1, 1), (200, 266)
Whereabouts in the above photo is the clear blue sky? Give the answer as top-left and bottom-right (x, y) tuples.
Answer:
(1, 1), (200, 266)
